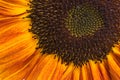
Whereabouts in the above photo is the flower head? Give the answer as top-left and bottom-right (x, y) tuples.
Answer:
(0, 0), (120, 80)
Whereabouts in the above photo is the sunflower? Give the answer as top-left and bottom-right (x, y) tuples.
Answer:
(0, 0), (120, 80)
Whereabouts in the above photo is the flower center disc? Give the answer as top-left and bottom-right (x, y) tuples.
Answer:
(66, 4), (104, 37)
(29, 0), (120, 66)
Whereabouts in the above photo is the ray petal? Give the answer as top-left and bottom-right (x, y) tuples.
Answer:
(51, 60), (68, 80)
(107, 53), (120, 79)
(0, 0), (29, 17)
(99, 61), (111, 80)
(72, 67), (81, 80)
(1, 50), (40, 80)
(89, 60), (103, 80)
(60, 64), (74, 80)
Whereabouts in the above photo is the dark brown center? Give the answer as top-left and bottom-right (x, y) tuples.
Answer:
(28, 0), (120, 66)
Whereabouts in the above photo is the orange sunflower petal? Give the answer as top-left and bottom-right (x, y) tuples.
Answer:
(107, 53), (120, 79)
(0, 0), (29, 17)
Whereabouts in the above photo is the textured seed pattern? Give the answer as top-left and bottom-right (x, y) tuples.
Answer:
(29, 0), (120, 66)
(65, 3), (104, 37)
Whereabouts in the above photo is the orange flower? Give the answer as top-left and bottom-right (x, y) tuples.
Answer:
(0, 0), (120, 80)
